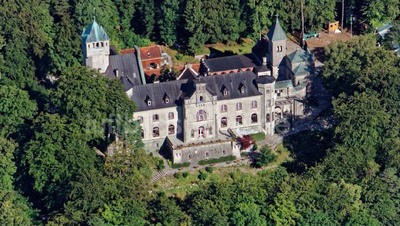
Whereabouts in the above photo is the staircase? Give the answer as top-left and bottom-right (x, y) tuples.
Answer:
(257, 134), (283, 149)
(150, 170), (166, 183)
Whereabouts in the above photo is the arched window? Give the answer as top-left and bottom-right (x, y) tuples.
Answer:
(236, 116), (243, 125)
(168, 124), (175, 135)
(221, 117), (227, 127)
(205, 152), (209, 157)
(222, 150), (226, 155)
(152, 127), (159, 137)
(221, 104), (227, 112)
(251, 100), (257, 108)
(251, 114), (258, 123)
(198, 126), (205, 138)
(168, 112), (174, 120)
(152, 114), (159, 122)
(96, 42), (99, 48)
(266, 113), (271, 122)
(199, 96), (204, 102)
(141, 129), (144, 139)
(197, 110), (207, 121)
(87, 44), (90, 49)
(101, 42), (104, 47)
(236, 102), (242, 110)
(137, 116), (143, 123)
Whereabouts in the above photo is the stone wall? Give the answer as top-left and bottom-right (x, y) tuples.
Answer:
(172, 140), (241, 165)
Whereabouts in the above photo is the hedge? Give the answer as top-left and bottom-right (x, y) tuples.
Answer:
(171, 162), (190, 169)
(198, 155), (236, 165)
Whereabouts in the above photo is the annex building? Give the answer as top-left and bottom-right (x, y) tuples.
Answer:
(82, 16), (313, 165)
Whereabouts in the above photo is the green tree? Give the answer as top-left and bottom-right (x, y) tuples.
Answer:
(232, 202), (267, 226)
(158, 0), (180, 46)
(184, 0), (207, 54)
(333, 91), (389, 152)
(0, 137), (37, 225)
(149, 193), (187, 225)
(23, 113), (98, 210)
(0, 82), (37, 137)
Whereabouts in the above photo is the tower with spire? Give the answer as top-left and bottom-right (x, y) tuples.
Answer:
(81, 19), (110, 73)
(267, 15), (287, 78)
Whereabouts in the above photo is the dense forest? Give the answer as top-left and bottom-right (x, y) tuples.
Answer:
(0, 0), (400, 225)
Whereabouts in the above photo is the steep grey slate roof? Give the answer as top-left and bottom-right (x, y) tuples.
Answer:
(131, 71), (261, 111)
(202, 54), (258, 73)
(287, 49), (311, 63)
(254, 65), (270, 74)
(131, 80), (187, 111)
(81, 20), (109, 43)
(201, 72), (262, 100)
(255, 75), (275, 84)
(267, 17), (287, 41)
(105, 53), (142, 91)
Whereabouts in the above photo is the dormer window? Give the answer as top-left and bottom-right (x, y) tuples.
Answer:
(145, 96), (152, 106)
(221, 85), (228, 96)
(163, 93), (170, 104)
(239, 84), (245, 94)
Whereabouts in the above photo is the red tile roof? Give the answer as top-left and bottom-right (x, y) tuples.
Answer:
(144, 68), (163, 77)
(120, 48), (136, 54)
(140, 45), (162, 60)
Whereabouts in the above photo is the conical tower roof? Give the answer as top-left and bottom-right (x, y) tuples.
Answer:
(267, 15), (287, 41)
(81, 20), (109, 43)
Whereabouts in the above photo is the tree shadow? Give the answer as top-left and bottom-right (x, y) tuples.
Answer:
(311, 47), (325, 62)
(281, 129), (335, 174)
(208, 47), (236, 58)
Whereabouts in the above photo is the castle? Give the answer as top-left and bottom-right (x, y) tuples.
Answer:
(82, 16), (313, 165)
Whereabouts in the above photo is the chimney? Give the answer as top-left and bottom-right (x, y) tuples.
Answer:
(262, 57), (267, 66)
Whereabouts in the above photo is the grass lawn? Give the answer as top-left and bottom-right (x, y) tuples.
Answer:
(153, 145), (290, 199)
(209, 38), (255, 55)
(163, 38), (255, 67)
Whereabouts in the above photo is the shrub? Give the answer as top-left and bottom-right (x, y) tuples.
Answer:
(182, 172), (189, 178)
(205, 166), (213, 173)
(237, 135), (254, 150)
(198, 155), (236, 165)
(156, 158), (165, 170)
(198, 171), (208, 180)
(175, 53), (183, 61)
(173, 172), (183, 179)
(171, 162), (190, 169)
(253, 146), (277, 168)
(252, 143), (258, 151)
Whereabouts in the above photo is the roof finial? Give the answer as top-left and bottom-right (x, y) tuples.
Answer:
(275, 14), (279, 22)
(93, 7), (96, 21)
